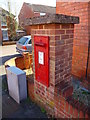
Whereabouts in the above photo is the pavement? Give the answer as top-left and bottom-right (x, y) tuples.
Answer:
(2, 91), (47, 119)
(0, 45), (48, 119)
(0, 45), (18, 57)
(0, 45), (20, 76)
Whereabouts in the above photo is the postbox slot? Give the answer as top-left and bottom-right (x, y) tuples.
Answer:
(35, 42), (46, 47)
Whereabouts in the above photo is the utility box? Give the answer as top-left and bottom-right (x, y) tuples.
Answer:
(34, 36), (49, 87)
(6, 66), (27, 103)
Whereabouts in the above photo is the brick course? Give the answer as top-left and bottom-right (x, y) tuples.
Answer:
(56, 1), (90, 79)
(30, 23), (89, 118)
(18, 2), (56, 34)
(18, 2), (35, 30)
(31, 23), (74, 86)
(27, 14), (89, 118)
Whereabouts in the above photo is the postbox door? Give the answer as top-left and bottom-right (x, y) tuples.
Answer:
(34, 36), (49, 87)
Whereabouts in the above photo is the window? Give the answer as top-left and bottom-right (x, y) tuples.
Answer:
(18, 37), (28, 45)
(40, 13), (46, 16)
(28, 39), (32, 44)
(2, 30), (8, 40)
(1, 21), (7, 26)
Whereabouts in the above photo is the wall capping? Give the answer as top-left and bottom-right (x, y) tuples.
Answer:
(25, 14), (79, 26)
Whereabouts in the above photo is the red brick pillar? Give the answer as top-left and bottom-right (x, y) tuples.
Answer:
(26, 14), (79, 116)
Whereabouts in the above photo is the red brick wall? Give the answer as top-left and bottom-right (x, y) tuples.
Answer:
(31, 24), (74, 85)
(27, 20), (90, 118)
(56, 1), (90, 79)
(54, 93), (89, 118)
(30, 23), (79, 118)
(18, 3), (35, 29)
(25, 26), (31, 35)
(0, 22), (2, 45)
(18, 2), (41, 33)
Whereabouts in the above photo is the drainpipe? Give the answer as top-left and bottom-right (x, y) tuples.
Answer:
(85, 39), (90, 80)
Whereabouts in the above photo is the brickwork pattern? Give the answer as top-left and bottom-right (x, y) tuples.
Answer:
(56, 1), (90, 78)
(18, 2), (35, 29)
(29, 23), (90, 118)
(31, 24), (74, 85)
(31, 25), (56, 110)
(30, 23), (87, 118)
(54, 92), (89, 118)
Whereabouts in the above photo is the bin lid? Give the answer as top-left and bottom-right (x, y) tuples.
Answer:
(6, 66), (26, 75)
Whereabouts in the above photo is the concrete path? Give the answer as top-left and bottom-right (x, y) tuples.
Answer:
(0, 45), (19, 57)
(0, 45), (19, 76)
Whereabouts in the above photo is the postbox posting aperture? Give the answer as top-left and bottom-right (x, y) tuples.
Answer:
(34, 36), (49, 87)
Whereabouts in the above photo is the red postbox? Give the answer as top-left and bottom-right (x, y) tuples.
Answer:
(34, 36), (49, 87)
